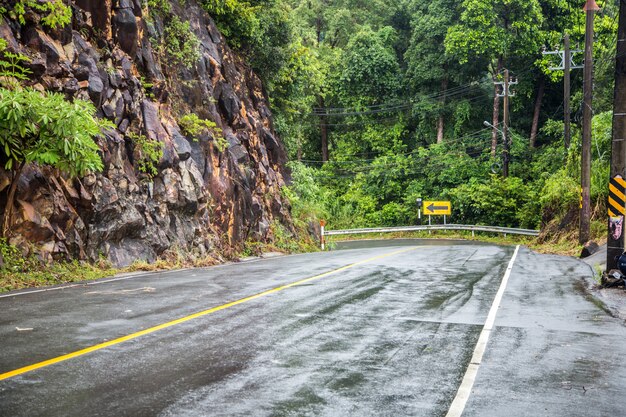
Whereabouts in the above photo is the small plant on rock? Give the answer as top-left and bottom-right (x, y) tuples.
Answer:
(1, 0), (72, 29)
(179, 113), (228, 151)
(128, 132), (164, 180)
(162, 15), (201, 69)
(0, 39), (32, 88)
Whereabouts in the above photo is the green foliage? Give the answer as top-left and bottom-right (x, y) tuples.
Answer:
(146, 0), (171, 15)
(204, 0), (616, 246)
(1, 0), (72, 29)
(128, 132), (164, 179)
(0, 237), (26, 272)
(139, 76), (155, 99)
(269, 220), (300, 252)
(338, 26), (400, 103)
(447, 176), (537, 228)
(0, 39), (32, 88)
(0, 88), (110, 175)
(0, 238), (116, 293)
(162, 15), (201, 69)
(445, 0), (543, 64)
(200, 0), (292, 81)
(179, 113), (218, 138)
(178, 113), (228, 151)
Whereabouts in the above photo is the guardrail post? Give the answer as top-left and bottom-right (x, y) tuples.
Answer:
(320, 220), (326, 250)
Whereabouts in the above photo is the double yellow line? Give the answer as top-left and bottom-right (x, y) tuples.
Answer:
(0, 246), (417, 381)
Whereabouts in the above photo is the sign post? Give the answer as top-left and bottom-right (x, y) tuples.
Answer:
(416, 198), (423, 222)
(320, 219), (326, 250)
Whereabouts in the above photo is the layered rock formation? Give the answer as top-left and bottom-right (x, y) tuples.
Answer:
(0, 0), (293, 266)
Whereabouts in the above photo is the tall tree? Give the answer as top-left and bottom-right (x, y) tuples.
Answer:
(445, 0), (544, 156)
(405, 0), (482, 144)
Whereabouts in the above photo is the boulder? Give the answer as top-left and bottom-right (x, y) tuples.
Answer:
(112, 7), (138, 56)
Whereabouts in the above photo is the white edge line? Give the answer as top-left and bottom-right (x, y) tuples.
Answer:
(0, 269), (188, 299)
(445, 245), (520, 417)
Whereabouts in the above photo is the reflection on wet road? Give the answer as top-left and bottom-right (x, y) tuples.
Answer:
(0, 240), (625, 416)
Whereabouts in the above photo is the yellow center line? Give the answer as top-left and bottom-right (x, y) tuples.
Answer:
(0, 246), (418, 382)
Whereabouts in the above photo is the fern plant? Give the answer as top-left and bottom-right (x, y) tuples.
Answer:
(0, 39), (32, 88)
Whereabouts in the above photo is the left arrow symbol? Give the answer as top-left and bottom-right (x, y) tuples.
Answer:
(427, 203), (448, 211)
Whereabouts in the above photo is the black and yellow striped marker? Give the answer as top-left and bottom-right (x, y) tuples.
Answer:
(608, 175), (626, 217)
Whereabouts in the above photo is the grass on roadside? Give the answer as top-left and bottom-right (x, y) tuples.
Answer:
(0, 259), (117, 293)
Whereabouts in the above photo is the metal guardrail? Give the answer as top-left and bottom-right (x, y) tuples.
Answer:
(323, 224), (540, 237)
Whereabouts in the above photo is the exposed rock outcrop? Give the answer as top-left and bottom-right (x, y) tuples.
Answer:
(0, 1), (293, 266)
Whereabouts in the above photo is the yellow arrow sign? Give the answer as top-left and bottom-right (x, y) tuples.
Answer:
(423, 201), (451, 215)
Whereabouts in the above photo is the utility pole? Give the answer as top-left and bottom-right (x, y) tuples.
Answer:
(607, 0), (626, 271)
(494, 69), (517, 178)
(542, 34), (583, 150)
(581, 0), (600, 244)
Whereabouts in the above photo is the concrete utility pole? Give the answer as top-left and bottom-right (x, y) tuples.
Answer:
(580, 0), (600, 244)
(494, 69), (517, 178)
(607, 0), (626, 271)
(542, 34), (584, 150)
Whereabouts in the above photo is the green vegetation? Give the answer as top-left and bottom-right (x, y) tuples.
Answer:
(0, 0), (72, 29)
(162, 15), (201, 69)
(199, 0), (292, 80)
(128, 132), (164, 180)
(0, 39), (31, 88)
(0, 88), (113, 236)
(178, 113), (228, 151)
(0, 238), (117, 293)
(146, 0), (172, 14)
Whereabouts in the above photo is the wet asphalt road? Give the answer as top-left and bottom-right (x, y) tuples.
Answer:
(1, 240), (625, 416)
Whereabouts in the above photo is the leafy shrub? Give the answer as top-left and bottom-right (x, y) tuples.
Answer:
(163, 15), (200, 69)
(178, 113), (228, 151)
(0, 88), (111, 235)
(1, 0), (72, 29)
(146, 0), (171, 14)
(200, 0), (292, 81)
(447, 176), (534, 228)
(0, 89), (109, 174)
(128, 132), (164, 179)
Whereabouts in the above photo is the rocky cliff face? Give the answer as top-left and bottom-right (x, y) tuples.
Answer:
(0, 0), (293, 266)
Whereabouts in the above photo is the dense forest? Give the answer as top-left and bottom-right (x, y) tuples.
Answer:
(205, 0), (618, 244)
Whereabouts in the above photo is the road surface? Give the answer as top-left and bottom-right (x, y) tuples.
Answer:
(0, 240), (625, 416)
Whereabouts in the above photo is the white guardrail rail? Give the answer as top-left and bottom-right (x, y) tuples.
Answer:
(322, 224), (540, 238)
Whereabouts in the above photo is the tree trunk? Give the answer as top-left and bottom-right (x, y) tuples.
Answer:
(491, 57), (504, 157)
(2, 162), (25, 237)
(437, 76), (448, 144)
(319, 96), (329, 162)
(530, 75), (546, 148)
